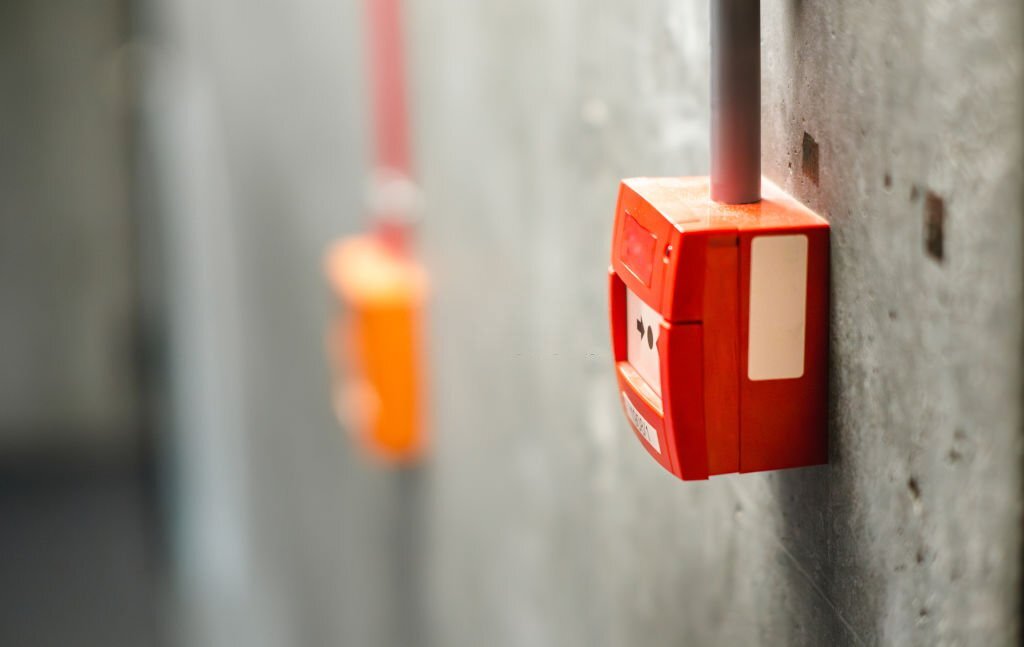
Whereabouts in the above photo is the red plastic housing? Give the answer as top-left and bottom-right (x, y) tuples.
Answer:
(610, 176), (829, 480)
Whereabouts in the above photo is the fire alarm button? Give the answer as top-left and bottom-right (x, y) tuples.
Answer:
(609, 176), (829, 480)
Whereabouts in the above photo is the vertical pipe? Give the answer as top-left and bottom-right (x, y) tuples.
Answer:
(365, 0), (417, 251)
(366, 0), (412, 175)
(710, 0), (760, 204)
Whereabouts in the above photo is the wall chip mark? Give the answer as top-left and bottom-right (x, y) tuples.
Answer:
(801, 132), (820, 185)
(924, 191), (945, 262)
(907, 476), (921, 500)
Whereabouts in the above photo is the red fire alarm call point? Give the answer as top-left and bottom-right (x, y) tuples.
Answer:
(610, 0), (829, 480)
(610, 177), (828, 480)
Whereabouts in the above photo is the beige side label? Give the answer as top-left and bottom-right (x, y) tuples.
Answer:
(748, 235), (808, 381)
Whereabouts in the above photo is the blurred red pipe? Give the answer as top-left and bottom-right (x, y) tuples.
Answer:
(366, 0), (412, 176)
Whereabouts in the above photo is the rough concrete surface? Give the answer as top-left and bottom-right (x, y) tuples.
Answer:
(152, 0), (1023, 645)
(408, 1), (1024, 645)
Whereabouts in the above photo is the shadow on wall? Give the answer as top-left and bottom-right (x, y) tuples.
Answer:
(770, 3), (879, 644)
(774, 415), (879, 645)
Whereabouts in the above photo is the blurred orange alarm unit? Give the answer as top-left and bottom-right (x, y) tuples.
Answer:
(325, 233), (428, 462)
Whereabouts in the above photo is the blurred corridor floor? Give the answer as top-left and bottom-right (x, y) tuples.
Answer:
(0, 453), (164, 647)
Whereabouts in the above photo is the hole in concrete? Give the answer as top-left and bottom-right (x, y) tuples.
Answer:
(948, 428), (970, 465)
(907, 476), (921, 500)
(910, 185), (920, 202)
(884, 172), (892, 189)
(801, 132), (819, 185)
(888, 309), (898, 321)
(916, 548), (925, 564)
(924, 191), (945, 262)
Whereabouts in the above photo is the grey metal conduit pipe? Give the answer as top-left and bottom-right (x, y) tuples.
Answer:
(710, 0), (760, 204)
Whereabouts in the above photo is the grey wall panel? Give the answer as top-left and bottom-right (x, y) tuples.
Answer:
(153, 0), (1022, 645)
(409, 1), (1023, 645)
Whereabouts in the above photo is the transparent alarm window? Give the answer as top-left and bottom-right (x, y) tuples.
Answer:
(625, 287), (664, 398)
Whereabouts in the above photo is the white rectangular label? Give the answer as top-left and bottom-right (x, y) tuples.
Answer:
(622, 392), (661, 454)
(625, 287), (664, 398)
(747, 235), (808, 381)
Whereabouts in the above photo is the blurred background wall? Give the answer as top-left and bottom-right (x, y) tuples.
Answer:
(0, 1), (138, 454)
(140, 0), (423, 645)
(0, 0), (1020, 646)
(0, 2), (161, 646)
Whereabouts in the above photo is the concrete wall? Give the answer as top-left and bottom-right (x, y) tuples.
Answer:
(150, 0), (1023, 645)
(410, 1), (1023, 645)
(0, 0), (138, 451)
(143, 1), (425, 644)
